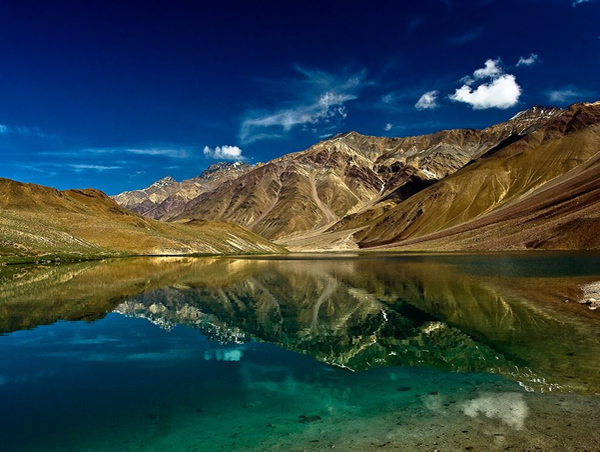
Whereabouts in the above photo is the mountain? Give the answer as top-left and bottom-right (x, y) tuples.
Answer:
(111, 161), (253, 219)
(161, 105), (562, 240)
(351, 101), (600, 251)
(0, 178), (285, 264)
(110, 100), (599, 251)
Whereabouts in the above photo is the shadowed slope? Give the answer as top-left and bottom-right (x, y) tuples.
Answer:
(353, 102), (600, 250)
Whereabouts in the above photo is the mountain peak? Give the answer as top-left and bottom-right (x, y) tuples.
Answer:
(200, 161), (248, 177)
(509, 105), (564, 122)
(111, 162), (254, 220)
(151, 176), (178, 188)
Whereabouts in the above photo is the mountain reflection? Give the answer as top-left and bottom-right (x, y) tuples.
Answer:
(1, 254), (600, 394)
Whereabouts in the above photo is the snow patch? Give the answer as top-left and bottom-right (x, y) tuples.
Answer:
(419, 168), (439, 179)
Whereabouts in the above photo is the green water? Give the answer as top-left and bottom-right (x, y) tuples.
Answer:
(1, 253), (599, 450)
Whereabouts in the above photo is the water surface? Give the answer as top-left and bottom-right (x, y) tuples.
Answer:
(1, 253), (599, 450)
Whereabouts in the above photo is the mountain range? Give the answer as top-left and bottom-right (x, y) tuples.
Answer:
(112, 161), (254, 219)
(2, 100), (598, 262)
(114, 100), (600, 251)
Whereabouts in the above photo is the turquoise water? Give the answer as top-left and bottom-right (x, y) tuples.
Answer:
(1, 253), (600, 450)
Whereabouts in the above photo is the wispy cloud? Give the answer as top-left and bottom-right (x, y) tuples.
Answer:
(415, 90), (441, 110)
(42, 147), (190, 159)
(0, 123), (49, 138)
(384, 123), (393, 131)
(13, 163), (57, 176)
(203, 145), (245, 160)
(380, 89), (429, 113)
(450, 58), (521, 109)
(448, 27), (484, 45)
(124, 148), (188, 158)
(69, 164), (123, 172)
(548, 86), (596, 103)
(382, 92), (411, 106)
(516, 53), (539, 67)
(407, 15), (424, 31)
(240, 67), (370, 144)
(573, 0), (594, 6)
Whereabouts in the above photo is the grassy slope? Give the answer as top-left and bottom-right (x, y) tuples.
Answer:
(0, 179), (286, 263)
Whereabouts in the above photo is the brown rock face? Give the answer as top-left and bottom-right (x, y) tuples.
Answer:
(169, 105), (561, 240)
(353, 101), (600, 250)
(111, 161), (253, 219)
(110, 102), (599, 250)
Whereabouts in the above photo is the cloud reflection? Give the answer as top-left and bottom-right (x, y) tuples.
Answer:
(462, 392), (528, 430)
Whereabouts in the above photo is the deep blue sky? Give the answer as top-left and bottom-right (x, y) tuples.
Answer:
(1, 0), (599, 195)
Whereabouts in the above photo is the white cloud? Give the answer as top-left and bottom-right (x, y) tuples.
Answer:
(203, 145), (245, 161)
(415, 90), (440, 110)
(0, 124), (8, 134)
(450, 59), (521, 109)
(573, 0), (594, 6)
(450, 75), (521, 109)
(384, 123), (393, 131)
(473, 58), (503, 79)
(548, 86), (595, 103)
(516, 53), (539, 67)
(240, 68), (369, 144)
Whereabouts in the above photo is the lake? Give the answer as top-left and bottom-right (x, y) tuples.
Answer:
(1, 253), (600, 451)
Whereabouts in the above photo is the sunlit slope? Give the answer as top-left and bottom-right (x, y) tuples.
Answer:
(354, 102), (600, 250)
(0, 179), (286, 262)
(171, 107), (559, 240)
(173, 141), (386, 239)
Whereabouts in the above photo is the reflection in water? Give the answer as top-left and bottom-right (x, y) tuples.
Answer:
(2, 254), (600, 395)
(462, 393), (528, 430)
(2, 254), (600, 451)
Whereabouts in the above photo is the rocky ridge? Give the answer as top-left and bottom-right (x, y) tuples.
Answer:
(111, 161), (253, 219)
(159, 105), (564, 240)
(352, 101), (600, 250)
(110, 101), (600, 251)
